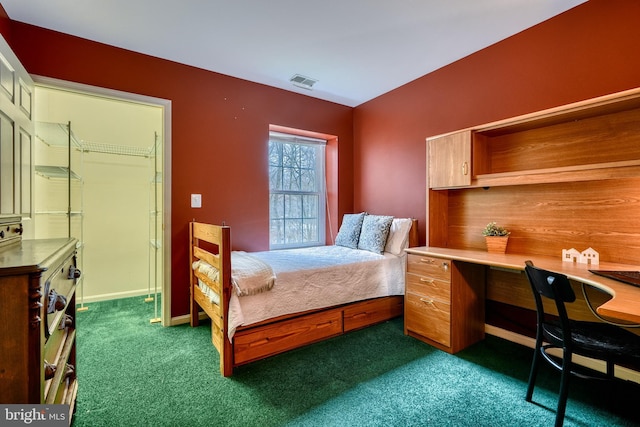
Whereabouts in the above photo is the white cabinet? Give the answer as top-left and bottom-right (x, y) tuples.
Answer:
(0, 35), (34, 227)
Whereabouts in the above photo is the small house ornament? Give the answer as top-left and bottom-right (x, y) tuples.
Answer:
(562, 247), (599, 265)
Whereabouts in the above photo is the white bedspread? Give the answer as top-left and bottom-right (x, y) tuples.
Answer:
(225, 245), (406, 340)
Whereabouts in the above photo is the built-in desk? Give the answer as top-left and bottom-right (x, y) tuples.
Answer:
(406, 247), (640, 324)
(405, 247), (640, 382)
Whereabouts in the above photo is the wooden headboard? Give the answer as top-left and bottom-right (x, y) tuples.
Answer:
(408, 218), (419, 248)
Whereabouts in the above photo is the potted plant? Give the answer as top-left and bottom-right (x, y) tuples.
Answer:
(482, 222), (510, 253)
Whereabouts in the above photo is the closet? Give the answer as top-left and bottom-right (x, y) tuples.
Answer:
(34, 87), (163, 317)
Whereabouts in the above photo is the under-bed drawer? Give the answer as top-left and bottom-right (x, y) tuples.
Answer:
(234, 309), (343, 365)
(343, 296), (403, 332)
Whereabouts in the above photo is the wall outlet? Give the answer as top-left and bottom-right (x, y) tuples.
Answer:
(191, 194), (202, 208)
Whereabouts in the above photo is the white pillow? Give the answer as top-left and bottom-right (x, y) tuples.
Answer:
(384, 218), (413, 255)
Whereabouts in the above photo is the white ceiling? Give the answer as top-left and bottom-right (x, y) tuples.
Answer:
(1, 0), (586, 107)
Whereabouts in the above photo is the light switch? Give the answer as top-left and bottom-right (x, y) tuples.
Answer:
(191, 194), (202, 208)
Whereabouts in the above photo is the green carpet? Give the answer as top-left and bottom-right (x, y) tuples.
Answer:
(72, 297), (640, 426)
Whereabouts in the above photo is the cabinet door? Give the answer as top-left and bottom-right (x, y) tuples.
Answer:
(0, 35), (34, 221)
(427, 130), (471, 188)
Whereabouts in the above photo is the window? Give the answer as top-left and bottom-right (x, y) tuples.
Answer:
(269, 131), (326, 249)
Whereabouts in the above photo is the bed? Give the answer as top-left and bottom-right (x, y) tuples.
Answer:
(189, 214), (419, 376)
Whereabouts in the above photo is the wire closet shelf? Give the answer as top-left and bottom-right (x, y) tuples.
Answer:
(81, 141), (155, 158)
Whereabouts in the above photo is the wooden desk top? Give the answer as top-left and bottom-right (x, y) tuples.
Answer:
(406, 246), (640, 325)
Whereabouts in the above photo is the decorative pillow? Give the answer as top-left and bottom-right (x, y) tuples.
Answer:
(384, 218), (413, 255)
(335, 212), (366, 249)
(358, 214), (394, 254)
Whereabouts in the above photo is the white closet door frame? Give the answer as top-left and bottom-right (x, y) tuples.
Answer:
(32, 75), (173, 326)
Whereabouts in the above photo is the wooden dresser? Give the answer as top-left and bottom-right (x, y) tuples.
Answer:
(0, 233), (80, 415)
(404, 252), (485, 353)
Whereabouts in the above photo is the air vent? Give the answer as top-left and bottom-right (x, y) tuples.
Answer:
(290, 74), (318, 90)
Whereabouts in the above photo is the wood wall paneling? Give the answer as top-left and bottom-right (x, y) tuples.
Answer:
(446, 178), (640, 264)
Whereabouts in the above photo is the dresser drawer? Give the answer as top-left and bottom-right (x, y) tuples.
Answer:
(44, 323), (73, 366)
(405, 292), (451, 347)
(43, 252), (77, 338)
(407, 254), (451, 281)
(406, 272), (451, 302)
(44, 329), (75, 404)
(49, 377), (77, 407)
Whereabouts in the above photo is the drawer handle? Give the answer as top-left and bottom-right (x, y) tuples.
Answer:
(64, 363), (75, 380)
(317, 320), (336, 329)
(67, 265), (82, 280)
(419, 278), (434, 284)
(442, 262), (449, 271)
(419, 297), (435, 306)
(419, 258), (435, 264)
(250, 338), (270, 347)
(44, 361), (56, 380)
(59, 314), (74, 330)
(47, 289), (67, 314)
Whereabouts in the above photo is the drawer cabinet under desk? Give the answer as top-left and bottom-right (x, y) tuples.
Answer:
(404, 252), (486, 353)
(0, 238), (80, 414)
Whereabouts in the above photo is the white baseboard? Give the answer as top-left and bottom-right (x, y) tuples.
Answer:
(485, 324), (640, 384)
(77, 288), (160, 304)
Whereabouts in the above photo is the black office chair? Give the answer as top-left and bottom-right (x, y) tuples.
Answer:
(524, 260), (640, 427)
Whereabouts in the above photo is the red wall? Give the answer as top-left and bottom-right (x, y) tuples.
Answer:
(0, 5), (10, 37)
(1, 18), (353, 318)
(353, 0), (640, 243)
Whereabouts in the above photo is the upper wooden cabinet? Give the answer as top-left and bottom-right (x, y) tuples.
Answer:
(427, 131), (471, 189)
(427, 88), (640, 190)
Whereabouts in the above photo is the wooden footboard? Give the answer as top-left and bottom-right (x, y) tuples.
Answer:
(189, 222), (234, 376)
(190, 219), (417, 377)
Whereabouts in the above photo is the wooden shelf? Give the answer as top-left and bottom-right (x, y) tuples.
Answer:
(476, 89), (640, 136)
(425, 86), (640, 266)
(428, 87), (640, 190)
(472, 160), (640, 188)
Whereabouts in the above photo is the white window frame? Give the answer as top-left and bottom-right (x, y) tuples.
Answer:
(268, 131), (326, 249)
